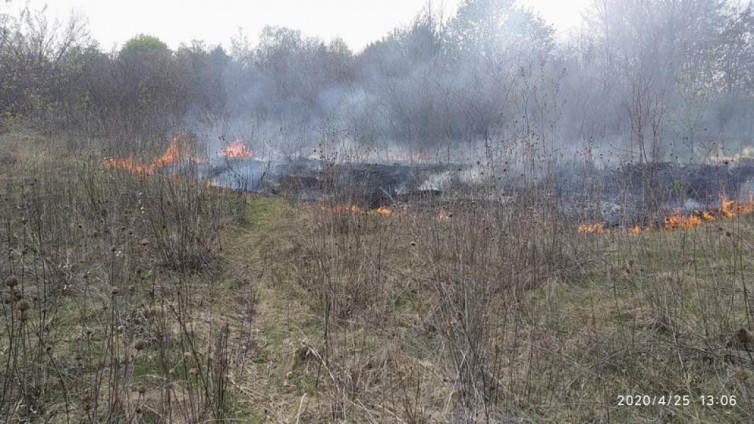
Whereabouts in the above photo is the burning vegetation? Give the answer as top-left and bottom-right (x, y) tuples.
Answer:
(220, 140), (254, 159)
(579, 196), (754, 235)
(318, 203), (394, 217)
(107, 135), (199, 175)
(314, 202), (460, 223)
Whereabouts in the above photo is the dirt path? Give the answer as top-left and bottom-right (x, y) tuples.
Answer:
(221, 197), (321, 422)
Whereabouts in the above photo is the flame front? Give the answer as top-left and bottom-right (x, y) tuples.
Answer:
(578, 196), (754, 235)
(319, 204), (393, 217)
(108, 136), (198, 175)
(328, 204), (362, 214)
(376, 206), (392, 216)
(578, 222), (606, 234)
(663, 212), (702, 231)
(221, 140), (254, 159)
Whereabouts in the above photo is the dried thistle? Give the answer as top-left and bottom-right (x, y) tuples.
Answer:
(5, 276), (18, 288)
(17, 299), (30, 311)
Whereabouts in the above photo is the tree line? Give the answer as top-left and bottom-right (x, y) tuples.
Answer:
(1, 0), (753, 162)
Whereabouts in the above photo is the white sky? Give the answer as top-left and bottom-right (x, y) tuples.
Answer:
(8, 0), (591, 52)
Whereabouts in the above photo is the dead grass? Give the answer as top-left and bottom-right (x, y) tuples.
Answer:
(2, 132), (754, 422)
(0, 132), (249, 423)
(238, 184), (754, 422)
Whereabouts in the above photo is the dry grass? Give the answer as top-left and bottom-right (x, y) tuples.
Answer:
(0, 132), (250, 422)
(248, 168), (754, 422)
(2, 132), (754, 423)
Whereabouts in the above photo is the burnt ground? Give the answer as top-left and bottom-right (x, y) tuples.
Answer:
(202, 157), (754, 227)
(559, 161), (754, 226)
(205, 158), (468, 207)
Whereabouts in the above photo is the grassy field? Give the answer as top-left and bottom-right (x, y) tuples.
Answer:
(2, 132), (754, 423)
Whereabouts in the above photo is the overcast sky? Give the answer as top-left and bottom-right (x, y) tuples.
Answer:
(7, 0), (591, 52)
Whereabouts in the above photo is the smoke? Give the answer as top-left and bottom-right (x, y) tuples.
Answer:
(166, 0), (754, 171)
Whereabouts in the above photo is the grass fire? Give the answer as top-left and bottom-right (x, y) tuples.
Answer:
(220, 139), (254, 159)
(579, 197), (754, 235)
(4, 0), (754, 423)
(107, 134), (199, 175)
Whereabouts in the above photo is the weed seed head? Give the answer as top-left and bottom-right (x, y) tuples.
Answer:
(17, 299), (30, 311)
(5, 276), (19, 288)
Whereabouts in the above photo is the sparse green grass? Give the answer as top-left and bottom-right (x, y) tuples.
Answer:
(244, 196), (290, 229)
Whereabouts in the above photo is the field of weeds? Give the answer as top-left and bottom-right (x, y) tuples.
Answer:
(2, 132), (754, 423)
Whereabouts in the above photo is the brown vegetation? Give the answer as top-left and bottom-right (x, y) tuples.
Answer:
(5, 133), (754, 422)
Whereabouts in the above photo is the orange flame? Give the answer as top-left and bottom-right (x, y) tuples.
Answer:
(577, 222), (606, 234)
(376, 206), (392, 216)
(328, 204), (363, 214)
(318, 204), (393, 217)
(578, 196), (754, 235)
(722, 200), (736, 218)
(663, 212), (702, 231)
(108, 136), (198, 175)
(221, 140), (254, 159)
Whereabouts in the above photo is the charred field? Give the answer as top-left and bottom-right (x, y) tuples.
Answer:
(2, 131), (754, 423)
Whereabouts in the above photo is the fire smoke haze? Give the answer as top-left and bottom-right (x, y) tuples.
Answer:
(3, 0), (754, 167)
